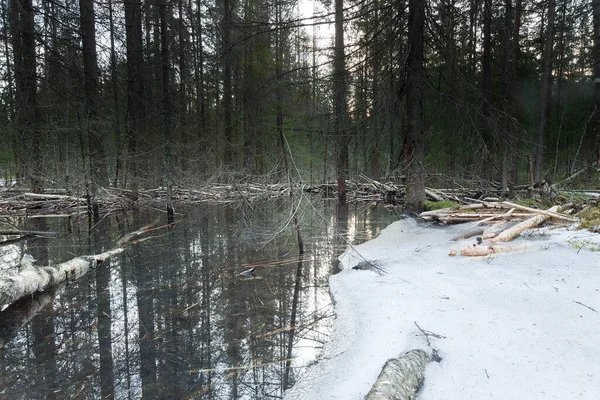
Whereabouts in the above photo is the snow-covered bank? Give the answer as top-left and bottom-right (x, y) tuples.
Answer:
(285, 219), (600, 400)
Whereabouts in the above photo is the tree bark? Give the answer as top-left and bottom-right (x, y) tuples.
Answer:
(534, 0), (556, 183)
(404, 0), (425, 212)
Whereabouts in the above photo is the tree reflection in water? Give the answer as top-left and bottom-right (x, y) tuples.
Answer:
(0, 199), (397, 399)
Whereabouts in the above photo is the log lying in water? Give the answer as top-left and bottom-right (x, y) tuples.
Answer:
(0, 248), (123, 309)
(0, 220), (159, 309)
(365, 349), (432, 400)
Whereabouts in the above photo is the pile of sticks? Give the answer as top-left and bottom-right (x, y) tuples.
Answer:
(419, 200), (580, 257)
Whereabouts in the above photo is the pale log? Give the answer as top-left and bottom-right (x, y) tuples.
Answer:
(0, 248), (123, 308)
(491, 205), (560, 243)
(457, 243), (528, 256)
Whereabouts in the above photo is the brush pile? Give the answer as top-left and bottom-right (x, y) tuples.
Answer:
(420, 200), (582, 257)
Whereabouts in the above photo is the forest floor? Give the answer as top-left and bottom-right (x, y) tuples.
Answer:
(284, 218), (600, 400)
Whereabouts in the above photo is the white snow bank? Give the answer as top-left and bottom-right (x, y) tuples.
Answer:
(285, 219), (600, 400)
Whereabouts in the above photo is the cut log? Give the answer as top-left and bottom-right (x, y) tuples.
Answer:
(491, 205), (560, 243)
(365, 349), (432, 400)
(455, 243), (528, 257)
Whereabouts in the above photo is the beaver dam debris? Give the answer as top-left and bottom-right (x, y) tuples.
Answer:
(420, 200), (583, 257)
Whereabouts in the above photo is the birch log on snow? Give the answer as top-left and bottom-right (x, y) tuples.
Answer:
(0, 248), (123, 309)
(365, 349), (431, 400)
(491, 205), (560, 243)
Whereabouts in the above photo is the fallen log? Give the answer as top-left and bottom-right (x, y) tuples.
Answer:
(22, 192), (87, 202)
(0, 230), (58, 237)
(498, 201), (578, 222)
(365, 349), (432, 400)
(491, 206), (560, 243)
(451, 229), (484, 241)
(0, 287), (58, 348)
(450, 243), (528, 257)
(0, 219), (159, 309)
(0, 248), (123, 309)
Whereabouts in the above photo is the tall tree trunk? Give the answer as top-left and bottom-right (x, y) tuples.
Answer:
(160, 0), (174, 221)
(594, 0), (600, 166)
(124, 0), (144, 200)
(482, 0), (492, 112)
(107, 0), (122, 187)
(222, 0), (233, 165)
(334, 0), (348, 204)
(534, 0), (556, 182)
(404, 0), (425, 212)
(510, 0), (523, 189)
(500, 0), (513, 192)
(191, 0), (205, 144)
(9, 0), (42, 192)
(80, 0), (107, 219)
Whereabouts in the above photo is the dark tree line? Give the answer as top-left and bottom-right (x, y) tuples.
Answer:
(0, 0), (599, 210)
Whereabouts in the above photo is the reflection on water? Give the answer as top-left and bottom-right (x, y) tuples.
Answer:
(0, 199), (398, 399)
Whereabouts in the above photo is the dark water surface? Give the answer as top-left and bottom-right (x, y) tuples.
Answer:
(0, 199), (399, 399)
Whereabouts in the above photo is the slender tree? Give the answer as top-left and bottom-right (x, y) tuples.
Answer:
(534, 0), (556, 182)
(124, 0), (144, 199)
(159, 0), (174, 221)
(594, 0), (600, 166)
(334, 0), (348, 203)
(404, 0), (425, 211)
(9, 0), (41, 192)
(80, 0), (108, 217)
(222, 0), (233, 165)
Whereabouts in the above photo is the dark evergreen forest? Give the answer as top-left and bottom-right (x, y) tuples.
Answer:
(1, 0), (599, 210)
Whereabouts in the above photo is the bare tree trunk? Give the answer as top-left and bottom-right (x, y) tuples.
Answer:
(534, 0), (556, 183)
(107, 0), (122, 187)
(9, 0), (42, 192)
(159, 0), (174, 221)
(594, 0), (600, 166)
(510, 0), (523, 190)
(80, 0), (108, 219)
(334, 0), (348, 204)
(482, 0), (492, 114)
(500, 0), (513, 192)
(404, 0), (425, 212)
(222, 0), (233, 166)
(124, 0), (144, 200)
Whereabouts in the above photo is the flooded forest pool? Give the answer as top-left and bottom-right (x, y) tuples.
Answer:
(0, 199), (399, 399)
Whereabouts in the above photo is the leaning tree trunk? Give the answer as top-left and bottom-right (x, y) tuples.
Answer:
(404, 0), (426, 212)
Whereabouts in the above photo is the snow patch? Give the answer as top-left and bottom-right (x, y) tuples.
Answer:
(285, 219), (600, 400)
